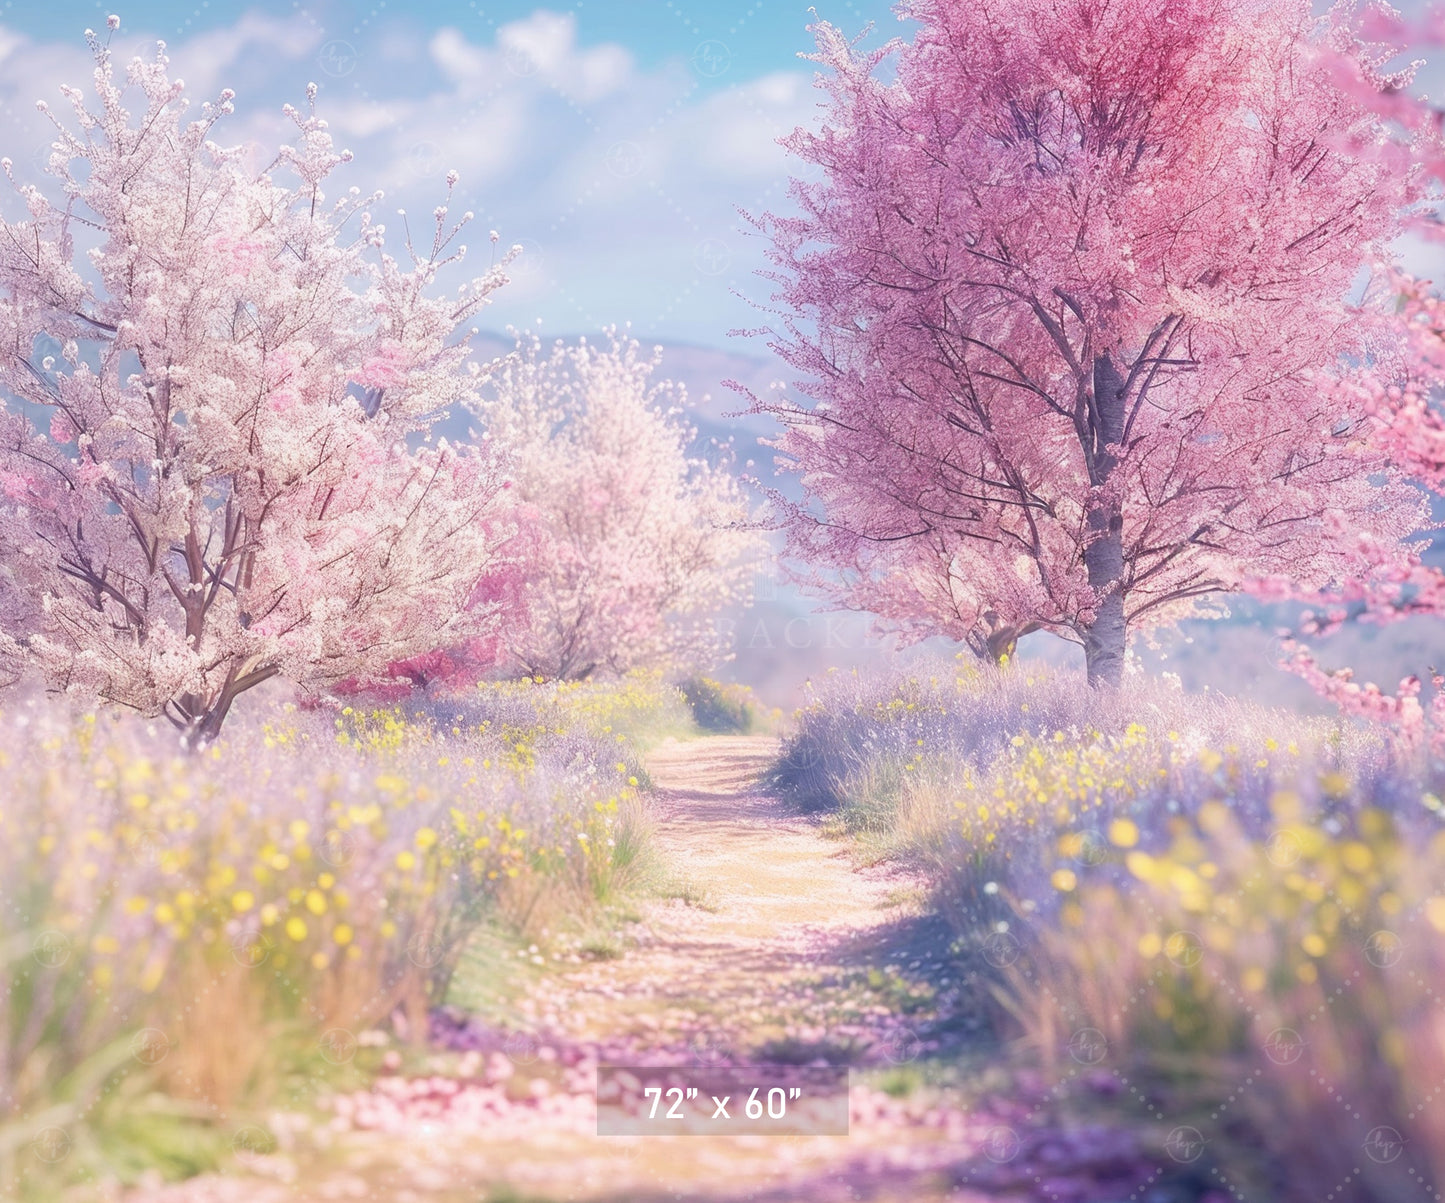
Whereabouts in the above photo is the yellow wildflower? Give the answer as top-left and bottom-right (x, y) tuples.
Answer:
(1109, 818), (1139, 848)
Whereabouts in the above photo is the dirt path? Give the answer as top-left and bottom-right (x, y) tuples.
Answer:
(125, 737), (1136, 1203)
(505, 736), (950, 1062)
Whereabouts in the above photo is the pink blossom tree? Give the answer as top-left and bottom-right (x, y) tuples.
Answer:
(748, 0), (1432, 685)
(1242, 6), (1445, 743)
(0, 24), (520, 743)
(469, 333), (761, 680)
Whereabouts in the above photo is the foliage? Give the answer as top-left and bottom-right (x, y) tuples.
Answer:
(745, 0), (1430, 685)
(435, 669), (697, 754)
(1013, 789), (1445, 1200)
(0, 27), (520, 743)
(773, 657), (1382, 811)
(783, 660), (1445, 1197)
(0, 686), (652, 1191)
(468, 332), (762, 681)
(1077, 7), (1445, 756)
(678, 675), (772, 734)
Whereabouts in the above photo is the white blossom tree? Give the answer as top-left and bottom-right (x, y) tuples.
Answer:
(0, 23), (520, 743)
(469, 333), (761, 680)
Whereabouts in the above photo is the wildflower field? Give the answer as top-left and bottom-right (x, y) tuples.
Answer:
(5, 660), (1442, 1201)
(775, 662), (1445, 1198)
(4, 0), (1445, 1200)
(0, 675), (689, 1197)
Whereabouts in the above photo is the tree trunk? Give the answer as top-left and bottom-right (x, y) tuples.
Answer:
(174, 663), (280, 750)
(985, 626), (1021, 663)
(1082, 517), (1125, 687)
(184, 696), (235, 751)
(1083, 355), (1128, 689)
(982, 619), (1042, 664)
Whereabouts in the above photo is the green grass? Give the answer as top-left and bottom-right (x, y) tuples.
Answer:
(678, 676), (775, 735)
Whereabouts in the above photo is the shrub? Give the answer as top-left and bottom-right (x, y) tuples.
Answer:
(678, 675), (770, 734)
(427, 669), (696, 756)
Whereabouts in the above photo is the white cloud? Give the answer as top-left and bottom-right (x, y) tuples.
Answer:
(429, 14), (634, 106)
(0, 8), (823, 347)
(496, 11), (574, 76)
(429, 26), (490, 92)
(160, 12), (323, 101)
(672, 70), (813, 179)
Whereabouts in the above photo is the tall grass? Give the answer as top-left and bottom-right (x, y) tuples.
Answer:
(437, 668), (698, 752)
(777, 659), (1445, 1198)
(0, 678), (669, 1196)
(774, 659), (1389, 816)
(1010, 799), (1445, 1200)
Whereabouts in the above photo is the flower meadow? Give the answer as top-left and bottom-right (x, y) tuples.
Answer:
(2, 1), (1445, 1199)
(776, 661), (1445, 1199)
(0, 674), (691, 1196)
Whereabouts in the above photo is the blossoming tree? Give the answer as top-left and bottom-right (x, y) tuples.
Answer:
(749, 0), (1430, 685)
(0, 24), (519, 743)
(469, 333), (760, 680)
(1237, 5), (1445, 750)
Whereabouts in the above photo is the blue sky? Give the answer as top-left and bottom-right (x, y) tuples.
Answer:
(1, 1), (903, 79)
(0, 2), (1435, 354)
(0, 1), (913, 351)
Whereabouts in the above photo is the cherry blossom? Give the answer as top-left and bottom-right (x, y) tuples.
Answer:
(468, 332), (762, 680)
(745, 0), (1431, 685)
(0, 32), (520, 742)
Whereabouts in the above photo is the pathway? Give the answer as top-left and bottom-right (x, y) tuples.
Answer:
(124, 737), (1150, 1203)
